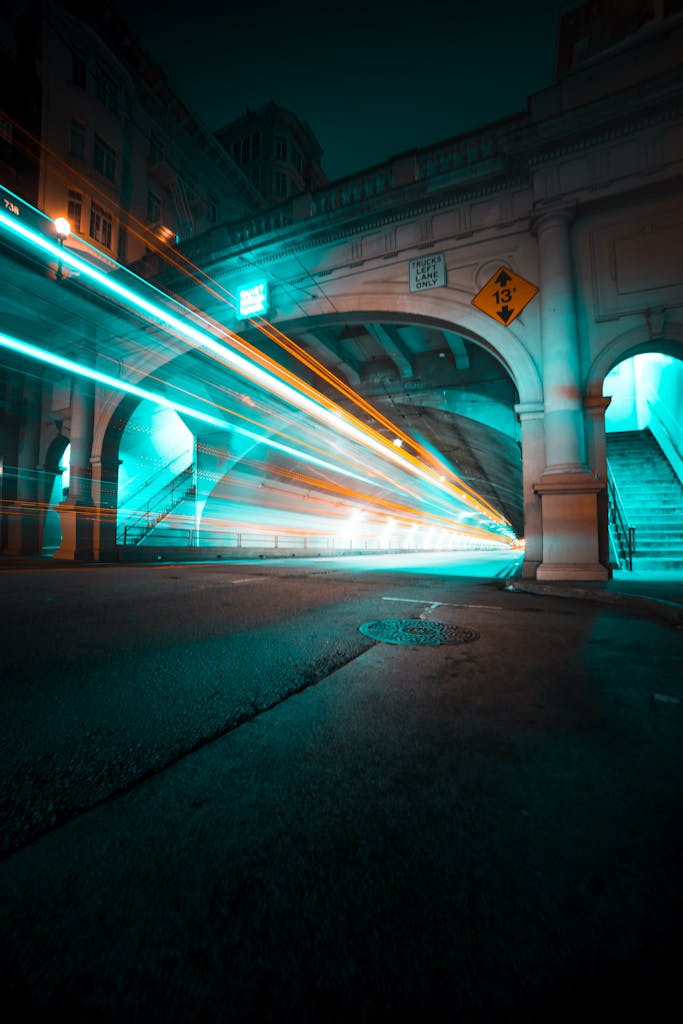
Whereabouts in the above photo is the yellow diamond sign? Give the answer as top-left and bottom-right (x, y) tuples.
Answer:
(471, 266), (539, 327)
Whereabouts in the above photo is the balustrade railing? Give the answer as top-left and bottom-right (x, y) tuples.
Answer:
(607, 458), (635, 571)
(182, 124), (508, 260)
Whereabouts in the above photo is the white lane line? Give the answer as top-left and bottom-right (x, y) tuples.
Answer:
(382, 596), (502, 611)
(231, 577), (264, 584)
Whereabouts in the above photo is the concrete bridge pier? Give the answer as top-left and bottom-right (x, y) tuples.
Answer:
(533, 209), (608, 580)
(90, 453), (122, 562)
(5, 377), (42, 555)
(55, 368), (95, 562)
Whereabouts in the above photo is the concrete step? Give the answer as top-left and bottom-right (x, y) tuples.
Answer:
(624, 513), (683, 521)
(634, 544), (683, 554)
(618, 497), (683, 505)
(617, 479), (682, 484)
(632, 535), (683, 544)
(632, 558), (683, 570)
(613, 477), (680, 485)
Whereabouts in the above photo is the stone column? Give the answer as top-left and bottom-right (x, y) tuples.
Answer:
(515, 402), (545, 578)
(90, 454), (122, 562)
(532, 207), (608, 580)
(535, 208), (586, 472)
(6, 377), (43, 554)
(584, 395), (612, 572)
(55, 374), (95, 561)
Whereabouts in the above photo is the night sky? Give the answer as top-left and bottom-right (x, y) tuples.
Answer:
(111, 0), (575, 182)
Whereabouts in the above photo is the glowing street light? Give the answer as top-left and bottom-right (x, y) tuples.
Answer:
(54, 216), (70, 280)
(54, 217), (71, 241)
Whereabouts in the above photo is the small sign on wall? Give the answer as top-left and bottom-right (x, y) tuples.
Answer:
(238, 279), (269, 318)
(471, 266), (539, 327)
(409, 252), (447, 292)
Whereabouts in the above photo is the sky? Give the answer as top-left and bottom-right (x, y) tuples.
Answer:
(112, 0), (576, 182)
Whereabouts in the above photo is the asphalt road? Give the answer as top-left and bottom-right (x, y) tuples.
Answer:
(1, 551), (682, 1021)
(0, 551), (520, 855)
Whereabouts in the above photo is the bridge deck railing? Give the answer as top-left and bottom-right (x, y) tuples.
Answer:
(181, 123), (512, 261)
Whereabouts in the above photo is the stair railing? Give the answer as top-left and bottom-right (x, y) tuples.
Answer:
(119, 451), (189, 509)
(606, 458), (636, 571)
(119, 464), (195, 545)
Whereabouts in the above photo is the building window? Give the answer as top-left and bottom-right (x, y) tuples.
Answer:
(89, 202), (112, 248)
(95, 63), (118, 116)
(93, 134), (116, 182)
(251, 132), (261, 158)
(250, 167), (261, 190)
(72, 48), (87, 89)
(273, 171), (288, 198)
(150, 132), (165, 166)
(67, 189), (82, 233)
(292, 146), (303, 175)
(69, 119), (86, 160)
(208, 193), (218, 224)
(147, 190), (161, 224)
(180, 168), (197, 200)
(275, 134), (288, 161)
(117, 226), (127, 264)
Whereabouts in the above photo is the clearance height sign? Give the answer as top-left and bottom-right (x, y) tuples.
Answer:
(471, 266), (539, 326)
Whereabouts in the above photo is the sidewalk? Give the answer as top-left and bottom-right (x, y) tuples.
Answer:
(507, 568), (683, 626)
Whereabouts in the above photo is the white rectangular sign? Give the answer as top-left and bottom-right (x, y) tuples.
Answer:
(238, 280), (269, 318)
(409, 252), (446, 292)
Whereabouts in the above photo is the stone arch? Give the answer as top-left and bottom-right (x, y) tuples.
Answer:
(43, 431), (70, 476)
(583, 321), (683, 574)
(274, 298), (543, 408)
(93, 391), (143, 465)
(91, 391), (143, 559)
(41, 432), (71, 553)
(267, 298), (540, 545)
(586, 321), (683, 398)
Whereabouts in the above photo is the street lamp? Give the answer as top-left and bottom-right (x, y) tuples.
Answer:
(55, 217), (71, 280)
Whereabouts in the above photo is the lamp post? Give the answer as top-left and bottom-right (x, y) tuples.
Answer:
(54, 217), (71, 280)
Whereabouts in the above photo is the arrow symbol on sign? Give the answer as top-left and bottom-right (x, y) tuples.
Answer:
(494, 270), (512, 287)
(498, 305), (514, 323)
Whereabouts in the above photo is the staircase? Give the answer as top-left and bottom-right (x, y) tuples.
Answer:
(118, 464), (196, 546)
(606, 429), (683, 570)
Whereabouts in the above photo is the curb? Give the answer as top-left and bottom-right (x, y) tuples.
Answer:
(504, 580), (683, 627)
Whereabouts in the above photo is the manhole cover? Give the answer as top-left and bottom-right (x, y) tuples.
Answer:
(359, 618), (479, 646)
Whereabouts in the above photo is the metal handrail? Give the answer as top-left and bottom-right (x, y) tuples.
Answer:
(120, 464), (195, 544)
(119, 451), (189, 508)
(606, 458), (635, 571)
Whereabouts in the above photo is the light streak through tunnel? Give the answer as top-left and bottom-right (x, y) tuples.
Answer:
(0, 191), (517, 549)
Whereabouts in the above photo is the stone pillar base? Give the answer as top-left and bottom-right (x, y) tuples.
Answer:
(533, 471), (609, 582)
(521, 558), (542, 579)
(54, 502), (94, 561)
(5, 510), (41, 555)
(536, 561), (609, 581)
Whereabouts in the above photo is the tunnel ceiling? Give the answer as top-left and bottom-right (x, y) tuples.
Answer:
(237, 317), (524, 535)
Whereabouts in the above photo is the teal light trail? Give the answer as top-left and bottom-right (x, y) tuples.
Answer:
(0, 329), (379, 487)
(0, 188), (516, 539)
(0, 202), (503, 514)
